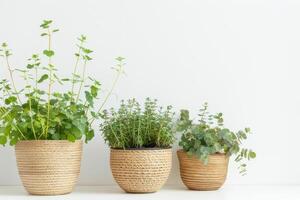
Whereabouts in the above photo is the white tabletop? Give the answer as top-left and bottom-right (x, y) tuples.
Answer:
(0, 185), (299, 200)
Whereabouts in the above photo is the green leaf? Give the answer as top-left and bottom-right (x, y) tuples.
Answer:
(5, 96), (17, 105)
(91, 85), (98, 97)
(27, 64), (35, 69)
(67, 134), (76, 142)
(1, 42), (7, 48)
(0, 135), (6, 145)
(71, 127), (82, 139)
(78, 35), (87, 42)
(50, 99), (58, 105)
(249, 151), (256, 159)
(51, 133), (60, 140)
(40, 33), (48, 36)
(40, 20), (52, 28)
(52, 29), (59, 32)
(10, 137), (18, 146)
(43, 50), (54, 57)
(180, 109), (190, 121)
(85, 91), (94, 107)
(82, 48), (93, 54)
(116, 56), (125, 62)
(85, 130), (94, 143)
(38, 74), (49, 83)
(83, 55), (92, 61)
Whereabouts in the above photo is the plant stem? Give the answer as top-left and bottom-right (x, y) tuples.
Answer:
(76, 60), (87, 103)
(35, 66), (38, 94)
(24, 73), (37, 140)
(89, 69), (122, 125)
(0, 107), (27, 140)
(45, 28), (53, 138)
(71, 41), (83, 100)
(4, 56), (22, 104)
(110, 123), (121, 148)
(34, 66), (40, 115)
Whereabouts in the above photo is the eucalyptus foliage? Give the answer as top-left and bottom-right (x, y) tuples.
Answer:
(177, 103), (256, 175)
(100, 98), (175, 149)
(0, 20), (124, 145)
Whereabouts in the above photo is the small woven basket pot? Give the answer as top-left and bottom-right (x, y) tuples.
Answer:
(110, 148), (172, 193)
(15, 140), (83, 195)
(177, 150), (229, 191)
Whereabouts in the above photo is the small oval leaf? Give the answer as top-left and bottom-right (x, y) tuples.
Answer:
(38, 74), (49, 83)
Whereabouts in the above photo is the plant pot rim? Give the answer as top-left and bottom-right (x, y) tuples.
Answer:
(111, 147), (172, 151)
(16, 140), (82, 144)
(177, 149), (227, 156)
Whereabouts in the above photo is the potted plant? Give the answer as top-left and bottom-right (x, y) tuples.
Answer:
(0, 20), (124, 195)
(100, 98), (175, 193)
(176, 103), (256, 191)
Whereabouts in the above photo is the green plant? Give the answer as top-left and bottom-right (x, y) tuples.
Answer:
(0, 20), (124, 145)
(100, 98), (175, 149)
(177, 103), (256, 175)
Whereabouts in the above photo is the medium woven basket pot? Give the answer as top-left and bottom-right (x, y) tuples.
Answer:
(177, 150), (229, 191)
(110, 148), (172, 193)
(15, 140), (83, 195)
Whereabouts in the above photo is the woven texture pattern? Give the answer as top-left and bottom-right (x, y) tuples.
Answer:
(177, 150), (229, 191)
(110, 148), (172, 193)
(15, 140), (82, 195)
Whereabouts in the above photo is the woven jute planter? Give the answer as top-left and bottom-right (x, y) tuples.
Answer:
(177, 150), (229, 191)
(15, 140), (83, 195)
(110, 148), (172, 193)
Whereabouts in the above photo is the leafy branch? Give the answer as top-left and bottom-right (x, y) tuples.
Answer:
(0, 20), (123, 145)
(89, 56), (125, 125)
(177, 103), (256, 175)
(0, 43), (22, 104)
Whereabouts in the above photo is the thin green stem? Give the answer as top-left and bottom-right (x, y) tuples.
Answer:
(35, 66), (38, 94)
(24, 72), (37, 140)
(110, 123), (121, 148)
(34, 66), (40, 115)
(0, 107), (27, 140)
(76, 60), (87, 103)
(71, 41), (83, 100)
(45, 28), (53, 138)
(89, 69), (122, 125)
(4, 56), (22, 104)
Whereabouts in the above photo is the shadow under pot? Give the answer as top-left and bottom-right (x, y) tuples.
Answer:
(177, 150), (229, 191)
(110, 148), (172, 193)
(15, 140), (83, 195)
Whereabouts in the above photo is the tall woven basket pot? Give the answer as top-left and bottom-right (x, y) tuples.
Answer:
(15, 140), (83, 195)
(110, 148), (172, 193)
(177, 150), (229, 191)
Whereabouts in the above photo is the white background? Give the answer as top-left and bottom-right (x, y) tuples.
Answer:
(0, 0), (299, 186)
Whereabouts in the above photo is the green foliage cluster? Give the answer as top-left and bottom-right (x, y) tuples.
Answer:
(100, 98), (175, 149)
(0, 20), (124, 145)
(177, 103), (256, 175)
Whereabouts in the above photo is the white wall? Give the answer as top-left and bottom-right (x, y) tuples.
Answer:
(0, 0), (299, 186)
